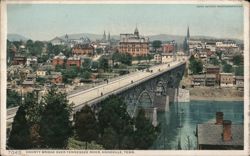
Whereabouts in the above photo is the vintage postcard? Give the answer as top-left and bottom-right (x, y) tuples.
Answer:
(0, 0), (249, 156)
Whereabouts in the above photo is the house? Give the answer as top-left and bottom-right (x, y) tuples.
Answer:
(72, 44), (95, 56)
(220, 73), (234, 87)
(52, 52), (67, 66)
(48, 72), (63, 84)
(192, 75), (205, 86)
(197, 112), (243, 150)
(154, 54), (162, 64)
(205, 41), (216, 52)
(22, 80), (35, 88)
(36, 70), (47, 77)
(206, 65), (220, 82)
(66, 55), (81, 69)
(235, 76), (244, 90)
(26, 56), (38, 67)
(12, 55), (27, 65)
(205, 74), (216, 86)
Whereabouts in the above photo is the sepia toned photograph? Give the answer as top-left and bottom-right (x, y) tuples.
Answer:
(0, 0), (249, 155)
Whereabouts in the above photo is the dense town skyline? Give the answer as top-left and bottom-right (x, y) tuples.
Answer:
(7, 4), (244, 41)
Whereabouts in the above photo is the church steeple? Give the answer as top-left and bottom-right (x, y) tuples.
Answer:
(103, 31), (106, 41)
(108, 32), (111, 41)
(187, 26), (190, 39)
(134, 25), (139, 37)
(65, 34), (69, 42)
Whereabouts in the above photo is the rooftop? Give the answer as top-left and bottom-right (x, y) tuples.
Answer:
(197, 123), (243, 146)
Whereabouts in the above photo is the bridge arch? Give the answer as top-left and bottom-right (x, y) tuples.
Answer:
(137, 90), (153, 108)
(155, 80), (166, 96)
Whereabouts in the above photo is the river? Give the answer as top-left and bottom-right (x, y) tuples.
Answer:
(151, 100), (244, 150)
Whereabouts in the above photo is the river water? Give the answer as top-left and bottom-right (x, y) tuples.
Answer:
(151, 100), (244, 150)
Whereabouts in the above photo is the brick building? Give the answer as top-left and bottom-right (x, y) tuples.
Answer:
(206, 65), (220, 82)
(52, 52), (66, 66)
(163, 42), (175, 53)
(119, 27), (149, 57)
(66, 55), (81, 69)
(72, 44), (94, 56)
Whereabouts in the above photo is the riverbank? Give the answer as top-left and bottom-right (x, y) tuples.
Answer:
(189, 86), (244, 102)
(190, 96), (243, 101)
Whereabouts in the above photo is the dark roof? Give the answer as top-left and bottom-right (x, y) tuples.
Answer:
(22, 80), (34, 85)
(206, 65), (220, 69)
(197, 124), (243, 146)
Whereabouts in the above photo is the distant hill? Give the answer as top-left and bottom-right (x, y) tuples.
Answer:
(58, 33), (243, 44)
(147, 34), (185, 43)
(7, 34), (30, 41)
(58, 33), (120, 41)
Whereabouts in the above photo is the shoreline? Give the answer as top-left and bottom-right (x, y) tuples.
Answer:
(190, 96), (244, 102)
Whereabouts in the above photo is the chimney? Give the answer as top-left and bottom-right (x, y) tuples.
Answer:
(215, 112), (223, 125)
(223, 120), (232, 141)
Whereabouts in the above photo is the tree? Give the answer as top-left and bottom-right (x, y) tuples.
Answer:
(216, 51), (223, 60)
(232, 55), (243, 66)
(235, 65), (244, 76)
(112, 52), (132, 66)
(223, 63), (233, 73)
(8, 92), (43, 149)
(134, 108), (159, 149)
(8, 105), (32, 149)
(23, 93), (43, 147)
(91, 61), (99, 71)
(7, 90), (21, 108)
(74, 105), (98, 149)
(152, 40), (162, 52)
(80, 71), (91, 80)
(189, 56), (203, 74)
(96, 48), (103, 55)
(82, 58), (91, 70)
(98, 95), (134, 149)
(209, 57), (219, 66)
(39, 88), (73, 148)
(99, 57), (109, 72)
(101, 127), (119, 149)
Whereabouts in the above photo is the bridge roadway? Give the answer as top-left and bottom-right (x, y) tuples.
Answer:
(7, 60), (186, 123)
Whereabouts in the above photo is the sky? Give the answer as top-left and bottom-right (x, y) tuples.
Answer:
(7, 4), (244, 41)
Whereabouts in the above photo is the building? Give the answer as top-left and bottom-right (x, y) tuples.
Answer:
(162, 53), (174, 63)
(72, 44), (94, 56)
(197, 112), (243, 150)
(216, 40), (238, 48)
(119, 27), (149, 57)
(154, 54), (162, 64)
(205, 41), (216, 52)
(220, 73), (234, 87)
(66, 55), (81, 69)
(52, 52), (67, 66)
(48, 72), (63, 84)
(50, 37), (66, 46)
(163, 41), (176, 53)
(22, 80), (35, 88)
(26, 56), (38, 67)
(235, 76), (244, 90)
(192, 75), (205, 86)
(206, 65), (220, 82)
(205, 74), (216, 86)
(12, 55), (27, 65)
(36, 70), (47, 77)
